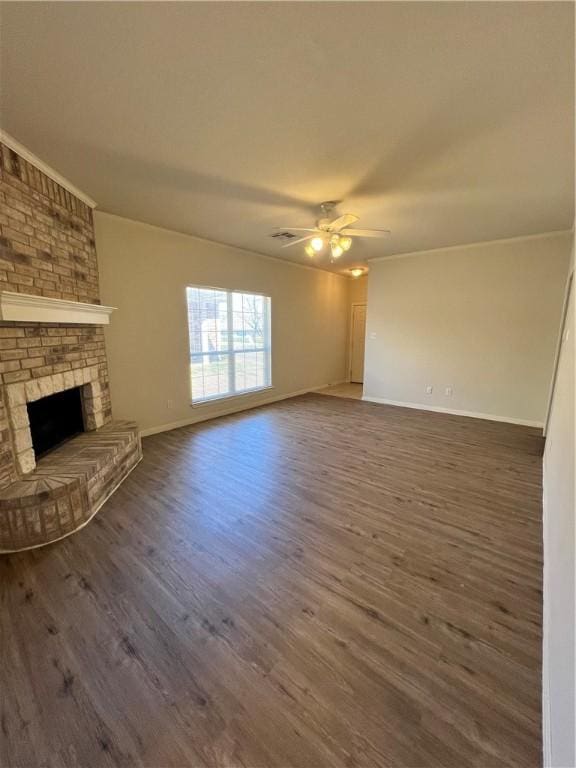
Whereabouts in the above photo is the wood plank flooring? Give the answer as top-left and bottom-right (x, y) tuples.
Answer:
(0, 394), (544, 767)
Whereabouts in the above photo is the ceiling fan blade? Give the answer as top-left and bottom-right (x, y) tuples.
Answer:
(342, 228), (391, 238)
(281, 234), (316, 248)
(328, 214), (359, 231)
(275, 227), (318, 232)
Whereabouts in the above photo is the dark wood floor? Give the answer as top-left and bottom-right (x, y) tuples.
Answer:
(0, 394), (544, 768)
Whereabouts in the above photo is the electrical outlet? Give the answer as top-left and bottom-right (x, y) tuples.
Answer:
(445, 386), (453, 397)
(167, 399), (174, 410)
(425, 385), (433, 395)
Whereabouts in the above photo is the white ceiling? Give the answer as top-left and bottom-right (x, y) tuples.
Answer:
(0, 2), (574, 274)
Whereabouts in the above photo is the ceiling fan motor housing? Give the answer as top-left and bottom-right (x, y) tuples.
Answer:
(320, 200), (340, 216)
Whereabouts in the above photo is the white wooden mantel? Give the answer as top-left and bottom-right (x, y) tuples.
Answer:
(0, 291), (116, 325)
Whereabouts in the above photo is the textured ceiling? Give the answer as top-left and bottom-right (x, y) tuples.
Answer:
(0, 1), (574, 273)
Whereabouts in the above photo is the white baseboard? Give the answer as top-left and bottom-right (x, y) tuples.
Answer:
(542, 621), (552, 768)
(361, 395), (544, 429)
(542, 468), (552, 768)
(139, 382), (340, 438)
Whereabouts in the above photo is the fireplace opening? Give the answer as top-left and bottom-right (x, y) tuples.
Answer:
(27, 386), (85, 459)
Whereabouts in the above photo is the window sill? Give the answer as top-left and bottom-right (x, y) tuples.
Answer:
(190, 385), (274, 408)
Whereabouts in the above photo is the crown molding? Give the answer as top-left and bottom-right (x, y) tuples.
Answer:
(368, 229), (573, 264)
(0, 291), (115, 325)
(0, 130), (97, 209)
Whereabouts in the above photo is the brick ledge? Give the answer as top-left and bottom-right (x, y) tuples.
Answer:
(0, 421), (142, 552)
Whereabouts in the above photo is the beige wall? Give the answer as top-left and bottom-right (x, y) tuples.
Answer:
(349, 274), (368, 304)
(364, 232), (571, 425)
(95, 212), (349, 433)
(542, 235), (574, 768)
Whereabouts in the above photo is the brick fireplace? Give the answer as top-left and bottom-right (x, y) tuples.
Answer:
(6, 364), (107, 474)
(0, 140), (141, 551)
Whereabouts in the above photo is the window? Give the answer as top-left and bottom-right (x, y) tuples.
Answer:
(186, 286), (272, 404)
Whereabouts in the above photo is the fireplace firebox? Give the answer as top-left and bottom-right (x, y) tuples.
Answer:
(26, 386), (85, 459)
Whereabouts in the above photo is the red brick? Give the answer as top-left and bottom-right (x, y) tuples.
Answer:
(3, 370), (31, 383)
(21, 357), (45, 369)
(0, 360), (20, 373)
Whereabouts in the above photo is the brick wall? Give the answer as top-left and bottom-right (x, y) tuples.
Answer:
(0, 142), (112, 489)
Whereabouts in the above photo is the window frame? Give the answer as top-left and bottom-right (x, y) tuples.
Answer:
(186, 285), (273, 407)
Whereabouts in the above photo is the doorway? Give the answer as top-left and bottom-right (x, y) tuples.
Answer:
(349, 303), (367, 384)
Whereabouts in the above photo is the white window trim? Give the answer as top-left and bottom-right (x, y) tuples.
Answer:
(186, 285), (272, 406)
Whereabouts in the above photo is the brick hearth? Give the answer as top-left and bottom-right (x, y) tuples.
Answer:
(0, 421), (141, 552)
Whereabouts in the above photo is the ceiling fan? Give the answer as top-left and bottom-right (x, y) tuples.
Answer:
(276, 202), (390, 260)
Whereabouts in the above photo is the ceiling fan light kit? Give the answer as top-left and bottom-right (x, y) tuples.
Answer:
(330, 243), (344, 259)
(276, 201), (390, 264)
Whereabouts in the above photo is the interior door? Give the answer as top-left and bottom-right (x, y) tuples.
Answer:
(350, 304), (367, 383)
